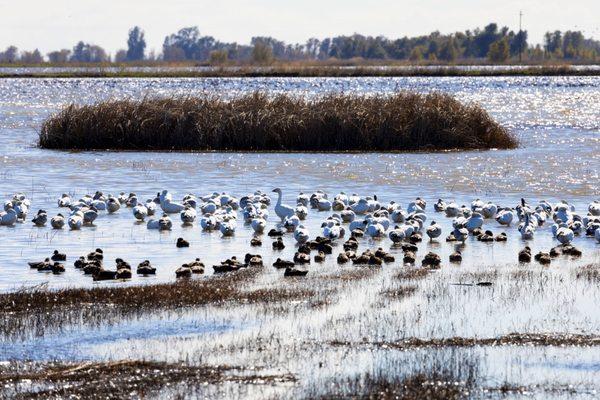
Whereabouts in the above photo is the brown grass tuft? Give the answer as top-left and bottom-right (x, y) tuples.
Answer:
(0, 360), (295, 399)
(39, 92), (517, 152)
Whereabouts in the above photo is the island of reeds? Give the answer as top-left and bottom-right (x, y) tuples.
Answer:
(39, 92), (518, 152)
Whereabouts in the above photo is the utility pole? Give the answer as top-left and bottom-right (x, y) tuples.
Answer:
(519, 10), (523, 63)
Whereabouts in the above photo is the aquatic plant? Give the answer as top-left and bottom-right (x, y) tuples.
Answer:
(39, 92), (518, 151)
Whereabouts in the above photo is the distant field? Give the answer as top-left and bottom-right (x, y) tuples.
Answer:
(2, 63), (600, 78)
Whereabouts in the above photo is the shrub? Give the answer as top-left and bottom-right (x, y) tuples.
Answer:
(39, 92), (518, 152)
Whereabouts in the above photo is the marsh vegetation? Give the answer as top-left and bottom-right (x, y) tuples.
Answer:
(39, 92), (517, 152)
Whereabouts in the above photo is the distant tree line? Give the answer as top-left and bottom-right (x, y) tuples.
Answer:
(1, 23), (599, 64)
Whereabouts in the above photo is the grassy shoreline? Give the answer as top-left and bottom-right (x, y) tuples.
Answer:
(39, 92), (517, 152)
(1, 65), (600, 78)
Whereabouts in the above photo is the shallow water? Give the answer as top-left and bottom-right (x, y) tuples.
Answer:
(0, 76), (598, 398)
(0, 76), (597, 291)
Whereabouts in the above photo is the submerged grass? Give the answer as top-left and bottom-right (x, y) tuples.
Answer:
(39, 92), (517, 152)
(329, 332), (600, 349)
(0, 360), (295, 399)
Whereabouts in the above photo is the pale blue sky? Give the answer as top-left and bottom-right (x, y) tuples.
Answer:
(1, 0), (598, 55)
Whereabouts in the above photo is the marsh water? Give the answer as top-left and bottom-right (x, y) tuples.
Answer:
(0, 76), (599, 398)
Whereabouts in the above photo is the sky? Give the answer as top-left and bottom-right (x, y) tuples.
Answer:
(1, 0), (599, 55)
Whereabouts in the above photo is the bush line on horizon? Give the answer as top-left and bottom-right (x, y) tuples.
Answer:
(39, 91), (518, 152)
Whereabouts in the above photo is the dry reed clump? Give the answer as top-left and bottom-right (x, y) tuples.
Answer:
(380, 285), (419, 300)
(574, 263), (600, 282)
(39, 92), (517, 152)
(330, 333), (600, 350)
(0, 268), (259, 314)
(0, 360), (295, 399)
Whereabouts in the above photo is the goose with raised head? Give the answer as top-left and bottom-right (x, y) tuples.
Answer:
(32, 210), (47, 226)
(518, 213), (535, 240)
(272, 188), (295, 222)
(516, 198), (533, 221)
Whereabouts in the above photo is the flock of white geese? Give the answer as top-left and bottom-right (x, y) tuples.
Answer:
(1, 189), (600, 242)
(2, 189), (599, 269)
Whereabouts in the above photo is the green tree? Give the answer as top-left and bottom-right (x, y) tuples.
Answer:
(409, 46), (424, 61)
(488, 38), (509, 62)
(20, 49), (44, 63)
(209, 49), (228, 65)
(126, 26), (146, 61)
(0, 46), (18, 63)
(47, 49), (71, 63)
(439, 38), (459, 62)
(252, 41), (273, 64)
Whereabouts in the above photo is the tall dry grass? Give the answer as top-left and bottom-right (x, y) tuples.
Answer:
(39, 92), (517, 151)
